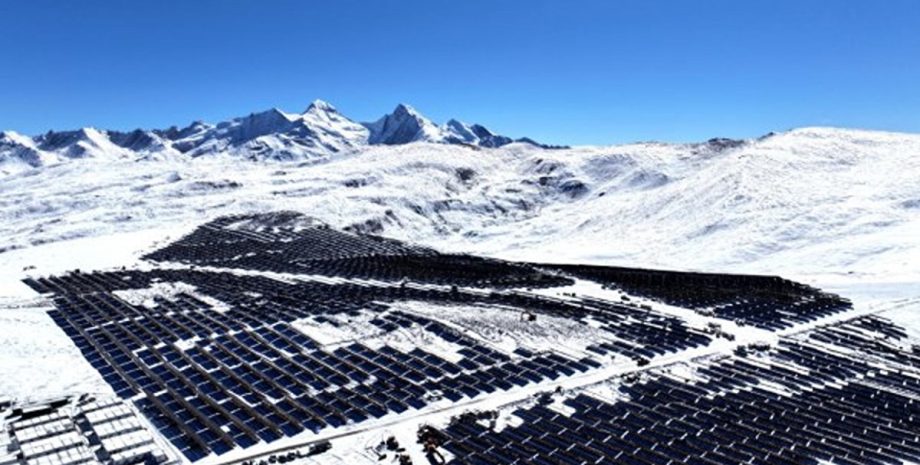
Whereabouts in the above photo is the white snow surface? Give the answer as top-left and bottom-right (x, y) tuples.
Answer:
(0, 298), (112, 403)
(0, 126), (918, 290)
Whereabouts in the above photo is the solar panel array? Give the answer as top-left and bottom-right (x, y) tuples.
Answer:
(26, 266), (628, 462)
(21, 212), (874, 464)
(432, 334), (920, 465)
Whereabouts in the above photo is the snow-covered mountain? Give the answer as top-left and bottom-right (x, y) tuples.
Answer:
(441, 119), (515, 147)
(364, 103), (442, 145)
(0, 126), (918, 293)
(0, 100), (536, 175)
(0, 131), (49, 169)
(1, 127), (138, 171)
(363, 103), (534, 147)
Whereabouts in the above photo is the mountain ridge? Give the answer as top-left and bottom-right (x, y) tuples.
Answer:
(0, 101), (557, 174)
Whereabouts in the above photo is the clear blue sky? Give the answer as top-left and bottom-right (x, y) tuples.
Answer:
(1, 0), (918, 145)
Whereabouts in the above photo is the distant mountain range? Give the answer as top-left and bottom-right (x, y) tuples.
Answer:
(0, 101), (562, 174)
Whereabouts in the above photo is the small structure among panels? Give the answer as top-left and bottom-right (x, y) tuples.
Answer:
(0, 396), (173, 465)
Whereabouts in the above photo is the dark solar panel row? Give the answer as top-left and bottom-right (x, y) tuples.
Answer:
(145, 212), (434, 262)
(586, 320), (711, 363)
(139, 214), (569, 289)
(543, 263), (853, 330)
(807, 315), (920, 370)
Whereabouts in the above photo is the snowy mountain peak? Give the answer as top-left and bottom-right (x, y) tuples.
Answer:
(393, 103), (422, 117)
(0, 130), (38, 152)
(24, 127), (134, 162)
(444, 118), (466, 130)
(255, 107), (294, 124)
(296, 101), (370, 153)
(441, 119), (478, 143)
(228, 108), (295, 138)
(364, 103), (441, 145)
(0, 131), (49, 172)
(438, 119), (516, 148)
(0, 130), (34, 146)
(304, 99), (338, 115)
(34, 127), (92, 149)
(469, 124), (495, 138)
(187, 120), (212, 132)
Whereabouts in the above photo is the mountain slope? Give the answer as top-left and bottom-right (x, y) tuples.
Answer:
(441, 119), (514, 147)
(0, 131), (51, 169)
(1, 127), (917, 287)
(362, 104), (535, 147)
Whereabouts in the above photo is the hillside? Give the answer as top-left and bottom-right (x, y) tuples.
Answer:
(1, 126), (918, 295)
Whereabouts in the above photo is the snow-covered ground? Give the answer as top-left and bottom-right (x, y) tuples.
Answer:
(0, 298), (112, 403)
(1, 127), (918, 290)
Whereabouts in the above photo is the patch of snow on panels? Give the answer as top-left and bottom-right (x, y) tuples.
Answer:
(580, 367), (665, 403)
(175, 286), (233, 313)
(112, 281), (198, 308)
(530, 277), (853, 345)
(492, 407), (524, 433)
(353, 302), (471, 363)
(527, 277), (756, 345)
(390, 300), (600, 359)
(291, 311), (385, 347)
(111, 278), (234, 319)
(529, 277), (715, 325)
